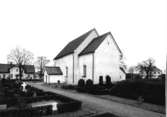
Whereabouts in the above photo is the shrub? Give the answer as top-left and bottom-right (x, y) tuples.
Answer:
(105, 75), (112, 87)
(85, 79), (93, 89)
(0, 105), (52, 117)
(99, 76), (103, 85)
(61, 85), (76, 90)
(78, 79), (85, 88)
(57, 101), (81, 113)
(110, 80), (165, 105)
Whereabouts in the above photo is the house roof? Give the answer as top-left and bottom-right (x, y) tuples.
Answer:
(0, 63), (35, 74)
(79, 32), (109, 56)
(23, 65), (35, 74)
(54, 29), (97, 60)
(0, 63), (11, 73)
(45, 67), (63, 75)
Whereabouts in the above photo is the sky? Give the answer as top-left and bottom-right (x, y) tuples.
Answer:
(0, 0), (166, 71)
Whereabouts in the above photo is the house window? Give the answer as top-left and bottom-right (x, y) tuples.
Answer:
(16, 68), (18, 72)
(3, 74), (5, 78)
(10, 74), (13, 79)
(83, 65), (87, 77)
(65, 67), (68, 78)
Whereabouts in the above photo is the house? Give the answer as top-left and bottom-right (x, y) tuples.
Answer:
(0, 63), (35, 79)
(140, 67), (162, 79)
(54, 29), (126, 85)
(44, 66), (64, 84)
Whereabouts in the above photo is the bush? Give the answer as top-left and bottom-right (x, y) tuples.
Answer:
(78, 79), (85, 88)
(110, 80), (165, 105)
(57, 101), (81, 113)
(0, 105), (52, 117)
(99, 76), (103, 85)
(61, 85), (76, 90)
(105, 75), (112, 87)
(85, 79), (93, 89)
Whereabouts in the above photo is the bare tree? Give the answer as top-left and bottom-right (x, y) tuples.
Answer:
(136, 58), (157, 79)
(7, 47), (34, 80)
(35, 56), (50, 79)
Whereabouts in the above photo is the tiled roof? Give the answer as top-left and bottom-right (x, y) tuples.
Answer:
(79, 32), (109, 56)
(54, 29), (97, 60)
(0, 63), (11, 73)
(45, 66), (63, 75)
(23, 65), (35, 74)
(0, 63), (35, 74)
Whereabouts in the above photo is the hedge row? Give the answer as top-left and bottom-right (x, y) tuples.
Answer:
(76, 79), (113, 95)
(22, 87), (82, 113)
(110, 80), (165, 105)
(77, 86), (109, 95)
(0, 105), (52, 117)
(44, 91), (82, 113)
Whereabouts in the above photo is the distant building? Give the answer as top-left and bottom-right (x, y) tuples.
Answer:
(44, 66), (64, 84)
(0, 63), (35, 79)
(54, 29), (126, 85)
(127, 66), (162, 79)
(139, 67), (162, 79)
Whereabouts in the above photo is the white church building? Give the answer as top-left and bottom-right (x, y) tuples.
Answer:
(54, 29), (126, 85)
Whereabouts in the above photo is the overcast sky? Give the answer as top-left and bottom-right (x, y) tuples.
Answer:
(0, 0), (166, 71)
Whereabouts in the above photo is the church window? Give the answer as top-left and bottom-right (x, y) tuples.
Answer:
(83, 65), (87, 77)
(65, 67), (68, 78)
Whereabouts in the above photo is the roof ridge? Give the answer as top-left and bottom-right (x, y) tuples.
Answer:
(79, 32), (110, 56)
(54, 28), (98, 60)
(68, 28), (98, 43)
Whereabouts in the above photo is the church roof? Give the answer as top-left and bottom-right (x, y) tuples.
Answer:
(79, 32), (109, 56)
(45, 66), (63, 75)
(54, 29), (97, 60)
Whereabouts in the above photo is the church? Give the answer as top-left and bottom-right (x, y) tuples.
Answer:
(54, 29), (126, 85)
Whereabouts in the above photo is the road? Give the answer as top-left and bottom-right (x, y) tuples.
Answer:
(28, 83), (165, 117)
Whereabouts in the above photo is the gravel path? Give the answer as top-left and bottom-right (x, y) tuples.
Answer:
(28, 83), (165, 117)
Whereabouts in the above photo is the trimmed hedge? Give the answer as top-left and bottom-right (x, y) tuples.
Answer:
(0, 105), (52, 117)
(110, 79), (165, 105)
(78, 79), (85, 88)
(92, 113), (119, 117)
(57, 101), (82, 113)
(99, 76), (103, 86)
(77, 84), (110, 95)
(61, 85), (76, 90)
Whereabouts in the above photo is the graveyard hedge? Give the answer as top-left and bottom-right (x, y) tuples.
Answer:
(109, 79), (165, 105)
(57, 100), (82, 113)
(0, 105), (52, 117)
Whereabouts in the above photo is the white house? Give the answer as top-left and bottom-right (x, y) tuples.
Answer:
(0, 63), (35, 79)
(44, 66), (64, 84)
(54, 29), (126, 85)
(140, 67), (162, 79)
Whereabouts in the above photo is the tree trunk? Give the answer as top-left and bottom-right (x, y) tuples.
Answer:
(19, 64), (22, 80)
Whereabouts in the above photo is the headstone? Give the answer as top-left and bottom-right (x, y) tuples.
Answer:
(21, 82), (27, 92)
(0, 104), (7, 110)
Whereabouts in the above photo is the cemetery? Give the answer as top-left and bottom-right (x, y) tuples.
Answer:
(0, 79), (82, 117)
